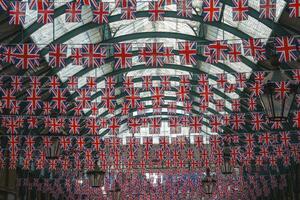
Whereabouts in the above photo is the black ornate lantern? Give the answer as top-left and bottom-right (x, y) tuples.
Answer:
(110, 180), (121, 200)
(221, 148), (233, 175)
(202, 168), (217, 196)
(46, 137), (60, 160)
(87, 162), (106, 188)
(260, 70), (297, 122)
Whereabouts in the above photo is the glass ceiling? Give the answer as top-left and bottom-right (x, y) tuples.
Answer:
(21, 0), (286, 144)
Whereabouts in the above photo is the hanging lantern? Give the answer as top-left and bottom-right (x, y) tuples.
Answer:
(87, 162), (106, 188)
(221, 148), (233, 175)
(46, 137), (60, 160)
(260, 70), (297, 122)
(110, 180), (121, 200)
(202, 168), (217, 196)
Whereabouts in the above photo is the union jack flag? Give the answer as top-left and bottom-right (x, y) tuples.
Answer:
(288, 0), (300, 17)
(114, 43), (133, 69)
(232, 0), (249, 21)
(178, 41), (197, 65)
(234, 72), (247, 88)
(199, 84), (213, 102)
(231, 113), (245, 130)
(37, 2), (54, 24)
(92, 2), (110, 24)
(228, 43), (242, 62)
(148, 2), (165, 21)
(0, 0), (7, 11)
(68, 76), (78, 91)
(101, 88), (115, 109)
(86, 118), (100, 135)
(143, 76), (152, 90)
(81, 44), (106, 68)
(208, 41), (228, 62)
(48, 44), (67, 68)
(65, 2), (82, 22)
(259, 0), (276, 19)
(202, 0), (221, 22)
(149, 117), (161, 134)
(8, 2), (26, 25)
(10, 76), (22, 91)
(71, 48), (83, 65)
(26, 89), (41, 114)
(12, 44), (40, 70)
(108, 117), (120, 135)
(275, 37), (299, 62)
(2, 46), (15, 64)
(121, 6), (136, 20)
(242, 38), (266, 61)
(51, 89), (67, 113)
(139, 43), (165, 67)
(177, 0), (193, 18)
(216, 73), (227, 88)
(189, 116), (202, 133)
(164, 47), (175, 64)
(125, 88), (141, 108)
(128, 118), (141, 134)
(210, 115), (222, 132)
(251, 113), (265, 131)
(274, 81), (290, 99)
(151, 87), (164, 105)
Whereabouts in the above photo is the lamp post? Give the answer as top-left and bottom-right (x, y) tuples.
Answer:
(45, 137), (60, 160)
(87, 162), (106, 188)
(202, 168), (217, 196)
(260, 70), (297, 122)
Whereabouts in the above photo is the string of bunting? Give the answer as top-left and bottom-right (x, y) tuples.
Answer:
(0, 38), (299, 70)
(1, 0), (300, 25)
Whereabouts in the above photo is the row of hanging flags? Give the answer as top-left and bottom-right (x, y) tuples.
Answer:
(0, 0), (300, 25)
(16, 173), (287, 200)
(0, 38), (299, 71)
(0, 132), (299, 169)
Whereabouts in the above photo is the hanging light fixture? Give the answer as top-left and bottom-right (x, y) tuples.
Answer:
(87, 161), (106, 188)
(202, 168), (217, 196)
(260, 70), (297, 122)
(221, 148), (233, 175)
(110, 180), (121, 200)
(46, 137), (60, 160)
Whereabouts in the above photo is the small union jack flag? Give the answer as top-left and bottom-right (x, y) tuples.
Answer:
(121, 6), (136, 20)
(259, 0), (276, 19)
(228, 43), (242, 62)
(149, 117), (161, 134)
(71, 48), (83, 65)
(177, 0), (193, 18)
(202, 0), (221, 22)
(8, 2), (26, 25)
(0, 0), (8, 11)
(232, 0), (249, 21)
(65, 2), (82, 22)
(48, 44), (67, 68)
(81, 44), (106, 68)
(148, 2), (165, 21)
(178, 41), (197, 65)
(12, 44), (40, 70)
(114, 43), (133, 69)
(274, 81), (290, 99)
(92, 2), (110, 24)
(37, 2), (54, 24)
(26, 89), (41, 114)
(139, 43), (165, 67)
(2, 46), (15, 64)
(243, 38), (266, 61)
(288, 0), (300, 17)
(275, 37), (299, 62)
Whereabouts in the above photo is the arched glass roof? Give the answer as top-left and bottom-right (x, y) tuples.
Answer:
(19, 0), (287, 143)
